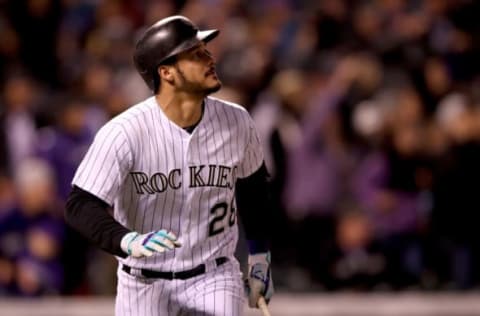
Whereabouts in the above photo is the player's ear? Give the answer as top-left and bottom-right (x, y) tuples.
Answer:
(158, 65), (174, 84)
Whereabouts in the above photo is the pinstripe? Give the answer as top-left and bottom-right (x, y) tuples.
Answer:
(119, 118), (139, 163)
(166, 121), (177, 271)
(90, 139), (119, 198)
(184, 278), (191, 316)
(230, 107), (241, 165)
(167, 123), (181, 316)
(212, 100), (228, 253)
(142, 111), (158, 270)
(198, 102), (210, 269)
(120, 188), (130, 268)
(223, 102), (238, 257)
(95, 138), (127, 193)
(115, 271), (121, 316)
(112, 145), (131, 197)
(140, 109), (155, 271)
(81, 127), (119, 187)
(124, 178), (135, 263)
(154, 106), (170, 269)
(143, 277), (147, 316)
(161, 103), (178, 264)
(135, 277), (140, 316)
(205, 102), (218, 267)
(178, 131), (191, 316)
(221, 104), (234, 176)
(239, 110), (250, 176)
(149, 104), (164, 314)
(212, 101), (223, 316)
(193, 127), (201, 268)
(149, 105), (163, 234)
(75, 128), (107, 185)
(139, 110), (152, 234)
(150, 280), (155, 316)
(157, 279), (166, 315)
(249, 127), (261, 171)
(214, 290), (219, 316)
(128, 112), (143, 233)
(244, 111), (252, 174)
(88, 133), (121, 189)
(167, 287), (171, 315)
(177, 124), (186, 270)
(153, 280), (160, 316)
(133, 115), (149, 233)
(114, 123), (135, 164)
(122, 280), (126, 316)
(230, 106), (242, 260)
(138, 278), (143, 316)
(127, 273), (132, 316)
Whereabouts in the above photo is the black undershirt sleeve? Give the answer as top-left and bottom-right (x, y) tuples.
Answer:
(65, 186), (131, 258)
(235, 162), (272, 254)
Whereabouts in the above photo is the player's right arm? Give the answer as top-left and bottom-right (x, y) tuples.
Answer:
(65, 186), (180, 258)
(65, 121), (180, 258)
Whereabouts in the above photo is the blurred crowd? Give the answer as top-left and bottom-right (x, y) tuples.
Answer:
(1, 0), (480, 296)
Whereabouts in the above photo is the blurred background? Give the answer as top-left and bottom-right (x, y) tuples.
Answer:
(1, 0), (480, 313)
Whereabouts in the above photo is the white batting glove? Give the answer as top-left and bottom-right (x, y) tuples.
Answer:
(120, 230), (181, 258)
(246, 252), (274, 308)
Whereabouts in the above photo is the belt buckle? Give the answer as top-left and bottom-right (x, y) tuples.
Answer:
(205, 259), (217, 273)
(129, 267), (146, 279)
(171, 271), (177, 280)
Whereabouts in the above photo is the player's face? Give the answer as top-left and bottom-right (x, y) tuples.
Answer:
(172, 42), (221, 95)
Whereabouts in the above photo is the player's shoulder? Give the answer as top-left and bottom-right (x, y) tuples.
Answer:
(94, 97), (154, 137)
(205, 96), (246, 111)
(206, 96), (249, 115)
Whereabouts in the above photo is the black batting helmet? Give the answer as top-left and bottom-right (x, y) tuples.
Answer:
(133, 15), (219, 92)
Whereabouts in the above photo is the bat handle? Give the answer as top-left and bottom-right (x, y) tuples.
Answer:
(257, 296), (272, 316)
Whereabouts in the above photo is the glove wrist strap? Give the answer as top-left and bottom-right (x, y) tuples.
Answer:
(248, 251), (271, 265)
(121, 232), (139, 255)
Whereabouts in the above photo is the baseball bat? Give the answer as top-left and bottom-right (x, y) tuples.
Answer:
(258, 296), (272, 316)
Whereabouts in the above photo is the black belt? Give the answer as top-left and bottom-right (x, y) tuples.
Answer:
(122, 257), (228, 280)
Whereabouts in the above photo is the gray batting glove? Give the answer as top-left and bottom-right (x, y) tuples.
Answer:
(246, 252), (274, 308)
(120, 230), (181, 258)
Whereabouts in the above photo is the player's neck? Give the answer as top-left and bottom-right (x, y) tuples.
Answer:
(155, 92), (204, 128)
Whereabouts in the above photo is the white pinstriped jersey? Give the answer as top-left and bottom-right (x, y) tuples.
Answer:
(72, 96), (263, 272)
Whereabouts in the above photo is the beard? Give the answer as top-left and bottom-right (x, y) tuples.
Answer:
(175, 65), (222, 96)
(203, 80), (222, 95)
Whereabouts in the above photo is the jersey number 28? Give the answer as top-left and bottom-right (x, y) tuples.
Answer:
(208, 198), (236, 237)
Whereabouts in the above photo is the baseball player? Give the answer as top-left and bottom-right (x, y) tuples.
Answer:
(65, 15), (273, 315)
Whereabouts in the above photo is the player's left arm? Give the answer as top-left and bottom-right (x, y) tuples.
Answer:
(236, 113), (274, 308)
(236, 163), (272, 253)
(236, 162), (274, 308)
